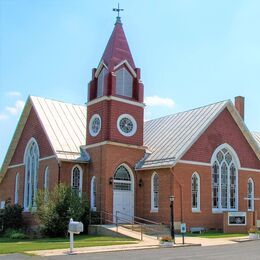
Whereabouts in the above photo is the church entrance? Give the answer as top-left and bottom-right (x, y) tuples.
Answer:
(113, 165), (134, 223)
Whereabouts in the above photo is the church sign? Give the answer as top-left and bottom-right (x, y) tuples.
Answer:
(228, 212), (246, 226)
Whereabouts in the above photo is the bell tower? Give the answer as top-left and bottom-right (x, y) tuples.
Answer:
(86, 14), (144, 147)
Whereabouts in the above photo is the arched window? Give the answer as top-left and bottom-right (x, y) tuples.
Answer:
(151, 172), (159, 212)
(14, 173), (20, 204)
(97, 67), (108, 97)
(113, 165), (132, 191)
(191, 172), (200, 212)
(44, 167), (49, 202)
(71, 165), (83, 196)
(24, 138), (39, 210)
(211, 146), (238, 211)
(90, 176), (97, 211)
(247, 178), (254, 211)
(115, 68), (133, 97)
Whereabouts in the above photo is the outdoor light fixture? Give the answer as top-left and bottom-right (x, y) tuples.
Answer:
(109, 177), (113, 185)
(139, 178), (144, 187)
(169, 195), (175, 243)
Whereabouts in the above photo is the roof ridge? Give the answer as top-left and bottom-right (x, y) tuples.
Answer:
(30, 95), (86, 108)
(145, 99), (230, 123)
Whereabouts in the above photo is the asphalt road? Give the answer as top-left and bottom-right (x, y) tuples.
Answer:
(1, 240), (260, 260)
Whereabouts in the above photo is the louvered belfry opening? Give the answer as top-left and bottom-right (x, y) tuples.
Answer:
(88, 19), (144, 103)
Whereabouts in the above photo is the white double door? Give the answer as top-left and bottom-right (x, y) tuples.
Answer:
(113, 190), (134, 223)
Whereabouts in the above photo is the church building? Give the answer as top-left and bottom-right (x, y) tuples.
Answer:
(0, 15), (260, 233)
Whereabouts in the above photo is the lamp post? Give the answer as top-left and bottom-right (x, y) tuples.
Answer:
(169, 195), (175, 243)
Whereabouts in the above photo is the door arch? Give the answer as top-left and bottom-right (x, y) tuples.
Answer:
(113, 164), (134, 223)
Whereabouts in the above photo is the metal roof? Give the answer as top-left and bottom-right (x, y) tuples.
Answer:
(30, 96), (87, 162)
(139, 100), (230, 169)
(252, 132), (260, 148)
(1, 96), (259, 184)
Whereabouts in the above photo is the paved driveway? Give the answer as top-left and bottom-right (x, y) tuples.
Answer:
(1, 240), (259, 260)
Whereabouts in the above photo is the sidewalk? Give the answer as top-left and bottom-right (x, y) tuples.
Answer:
(26, 230), (251, 257)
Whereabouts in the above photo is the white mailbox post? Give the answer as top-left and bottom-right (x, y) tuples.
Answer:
(68, 218), (84, 254)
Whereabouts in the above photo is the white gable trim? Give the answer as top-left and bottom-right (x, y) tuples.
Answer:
(177, 100), (260, 166)
(114, 60), (137, 78)
(0, 98), (32, 183)
(176, 101), (228, 163)
(95, 60), (108, 78)
(226, 103), (260, 160)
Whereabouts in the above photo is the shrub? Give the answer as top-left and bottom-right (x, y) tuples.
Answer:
(4, 229), (28, 239)
(0, 199), (23, 232)
(35, 184), (89, 237)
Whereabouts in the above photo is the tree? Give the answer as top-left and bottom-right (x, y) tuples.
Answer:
(36, 184), (89, 237)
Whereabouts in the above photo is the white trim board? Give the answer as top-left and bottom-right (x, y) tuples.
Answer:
(8, 155), (57, 169)
(87, 95), (145, 108)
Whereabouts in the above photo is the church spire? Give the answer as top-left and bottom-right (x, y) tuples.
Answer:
(100, 6), (135, 71)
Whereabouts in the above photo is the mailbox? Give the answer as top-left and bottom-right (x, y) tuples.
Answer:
(68, 220), (84, 234)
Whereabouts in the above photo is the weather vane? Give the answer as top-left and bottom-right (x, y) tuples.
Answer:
(113, 3), (124, 23)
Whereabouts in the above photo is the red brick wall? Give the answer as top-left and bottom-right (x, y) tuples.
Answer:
(86, 144), (145, 216)
(0, 157), (59, 206)
(87, 100), (144, 146)
(10, 107), (54, 165)
(182, 108), (260, 169)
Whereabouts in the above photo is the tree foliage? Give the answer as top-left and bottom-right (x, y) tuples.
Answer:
(0, 199), (24, 232)
(35, 184), (89, 237)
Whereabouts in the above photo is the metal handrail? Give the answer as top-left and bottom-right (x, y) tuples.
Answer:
(116, 210), (162, 225)
(90, 210), (168, 240)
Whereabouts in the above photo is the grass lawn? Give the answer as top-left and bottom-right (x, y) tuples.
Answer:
(0, 235), (137, 255)
(186, 231), (248, 239)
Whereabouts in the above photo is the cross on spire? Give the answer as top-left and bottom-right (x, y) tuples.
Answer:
(113, 3), (124, 23)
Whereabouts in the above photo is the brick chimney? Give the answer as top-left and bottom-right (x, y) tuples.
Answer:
(235, 96), (245, 120)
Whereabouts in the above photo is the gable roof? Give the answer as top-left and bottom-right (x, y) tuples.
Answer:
(1, 96), (259, 183)
(30, 96), (87, 161)
(137, 100), (260, 170)
(0, 96), (88, 183)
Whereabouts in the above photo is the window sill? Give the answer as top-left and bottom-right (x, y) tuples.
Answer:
(212, 208), (238, 214)
(192, 209), (201, 213)
(150, 209), (159, 213)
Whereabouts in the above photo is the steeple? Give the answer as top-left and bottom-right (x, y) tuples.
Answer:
(100, 19), (136, 71)
(86, 14), (144, 147)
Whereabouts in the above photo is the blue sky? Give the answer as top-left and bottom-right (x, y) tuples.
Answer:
(0, 0), (260, 166)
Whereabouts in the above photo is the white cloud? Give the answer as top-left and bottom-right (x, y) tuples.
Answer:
(7, 91), (22, 97)
(0, 114), (8, 121)
(144, 96), (175, 108)
(6, 100), (25, 115)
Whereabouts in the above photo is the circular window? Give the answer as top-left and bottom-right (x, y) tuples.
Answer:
(89, 114), (101, 137)
(117, 114), (137, 137)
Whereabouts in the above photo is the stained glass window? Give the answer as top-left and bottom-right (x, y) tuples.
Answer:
(212, 146), (238, 211)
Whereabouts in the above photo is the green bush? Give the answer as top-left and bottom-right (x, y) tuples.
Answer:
(0, 199), (23, 232)
(35, 184), (89, 237)
(4, 229), (28, 239)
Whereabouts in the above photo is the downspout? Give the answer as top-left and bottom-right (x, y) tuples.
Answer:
(170, 167), (183, 222)
(58, 161), (61, 185)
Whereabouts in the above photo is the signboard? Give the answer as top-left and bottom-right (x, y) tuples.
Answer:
(257, 220), (260, 228)
(228, 212), (246, 226)
(180, 223), (186, 233)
